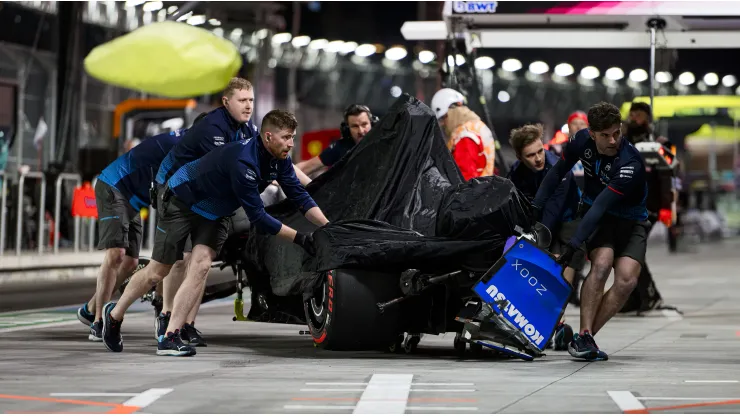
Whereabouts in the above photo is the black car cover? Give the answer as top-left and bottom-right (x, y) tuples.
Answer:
(243, 94), (532, 297)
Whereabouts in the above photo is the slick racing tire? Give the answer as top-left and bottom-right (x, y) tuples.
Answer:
(304, 269), (402, 351)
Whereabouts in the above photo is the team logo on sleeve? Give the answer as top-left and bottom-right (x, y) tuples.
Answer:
(619, 165), (634, 178)
(245, 169), (256, 181)
(214, 136), (225, 146)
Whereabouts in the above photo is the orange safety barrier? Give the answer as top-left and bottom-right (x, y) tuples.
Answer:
(71, 182), (98, 219)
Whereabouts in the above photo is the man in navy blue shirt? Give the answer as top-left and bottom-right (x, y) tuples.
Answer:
(296, 104), (375, 177)
(103, 110), (329, 356)
(507, 123), (582, 350)
(155, 78), (259, 187)
(532, 102), (649, 362)
(76, 113), (207, 341)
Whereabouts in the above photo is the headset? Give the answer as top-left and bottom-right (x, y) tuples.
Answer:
(340, 104), (379, 139)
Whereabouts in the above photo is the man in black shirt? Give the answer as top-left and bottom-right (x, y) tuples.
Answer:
(296, 104), (376, 176)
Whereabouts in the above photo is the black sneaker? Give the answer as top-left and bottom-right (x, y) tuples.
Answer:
(157, 330), (196, 357)
(568, 331), (598, 360)
(152, 295), (163, 318)
(583, 332), (609, 361)
(77, 303), (95, 327)
(155, 312), (170, 340)
(89, 321), (103, 342)
(181, 323), (207, 347)
(553, 323), (574, 351)
(102, 302), (123, 353)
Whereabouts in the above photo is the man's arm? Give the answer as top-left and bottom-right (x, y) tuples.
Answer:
(233, 161), (285, 237)
(277, 159), (329, 227)
(568, 160), (643, 247)
(296, 156), (325, 176)
(293, 164), (312, 186)
(541, 171), (574, 231)
(532, 135), (583, 210)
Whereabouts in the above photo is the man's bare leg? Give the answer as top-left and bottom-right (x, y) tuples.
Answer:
(93, 248), (126, 322)
(109, 260), (172, 322)
(165, 245), (215, 334)
(579, 248), (614, 333)
(185, 282), (206, 325)
(592, 257), (640, 335)
(163, 254), (190, 314)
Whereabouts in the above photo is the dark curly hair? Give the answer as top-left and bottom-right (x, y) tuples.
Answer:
(587, 102), (622, 132)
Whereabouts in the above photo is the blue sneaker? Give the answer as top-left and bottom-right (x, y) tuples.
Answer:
(155, 311), (170, 340)
(157, 330), (196, 357)
(553, 323), (574, 351)
(568, 331), (599, 360)
(584, 332), (609, 361)
(102, 302), (123, 353)
(77, 303), (95, 327)
(89, 321), (103, 342)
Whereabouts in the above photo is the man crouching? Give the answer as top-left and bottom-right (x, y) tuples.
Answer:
(102, 110), (329, 356)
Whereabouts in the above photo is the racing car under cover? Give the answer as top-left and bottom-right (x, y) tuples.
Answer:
(224, 94), (536, 351)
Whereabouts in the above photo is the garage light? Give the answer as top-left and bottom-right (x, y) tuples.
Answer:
(272, 33), (292, 45)
(722, 75), (737, 87)
(474, 56), (495, 70)
(208, 18), (221, 26)
(580, 66), (600, 80)
(629, 69), (648, 82)
(529, 61), (549, 75)
(385, 46), (407, 61)
(655, 71), (672, 83)
(418, 50), (435, 64)
(703, 72), (719, 86)
(498, 91), (510, 102)
(355, 44), (376, 57)
(340, 41), (358, 54)
(554, 63), (574, 77)
(142, 1), (162, 12)
(678, 72), (695, 85)
(309, 38), (328, 50)
(326, 40), (345, 53)
(455, 54), (465, 66)
(390, 86), (402, 97)
(292, 35), (311, 48)
(502, 58), (522, 72)
(605, 67), (624, 81)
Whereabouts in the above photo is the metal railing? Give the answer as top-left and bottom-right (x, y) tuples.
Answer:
(0, 170), (7, 256)
(54, 173), (82, 254)
(16, 171), (46, 255)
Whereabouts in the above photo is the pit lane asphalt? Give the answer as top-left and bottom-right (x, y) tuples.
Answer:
(1, 239), (739, 414)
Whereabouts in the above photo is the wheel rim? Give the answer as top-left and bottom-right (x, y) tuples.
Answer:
(306, 277), (328, 331)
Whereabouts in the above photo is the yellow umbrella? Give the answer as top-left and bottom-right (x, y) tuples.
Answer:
(84, 21), (242, 98)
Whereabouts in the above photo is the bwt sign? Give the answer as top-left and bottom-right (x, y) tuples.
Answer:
(452, 1), (498, 13)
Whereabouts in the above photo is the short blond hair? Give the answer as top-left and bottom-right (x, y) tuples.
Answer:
(223, 77), (253, 98)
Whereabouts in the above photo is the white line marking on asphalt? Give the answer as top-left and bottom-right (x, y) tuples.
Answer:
(285, 405), (479, 412)
(301, 389), (365, 392)
(122, 388), (173, 409)
(301, 388), (475, 393)
(285, 405), (359, 410)
(638, 397), (740, 401)
(406, 406), (479, 411)
(353, 374), (413, 414)
(51, 393), (138, 397)
(0, 299), (233, 333)
(661, 309), (683, 321)
(304, 382), (475, 386)
(607, 391), (646, 413)
(684, 380), (738, 383)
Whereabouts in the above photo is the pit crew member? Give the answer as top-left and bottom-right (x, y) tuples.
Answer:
(507, 123), (580, 350)
(102, 110), (329, 356)
(532, 102), (649, 361)
(77, 112), (208, 342)
(296, 104), (376, 177)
